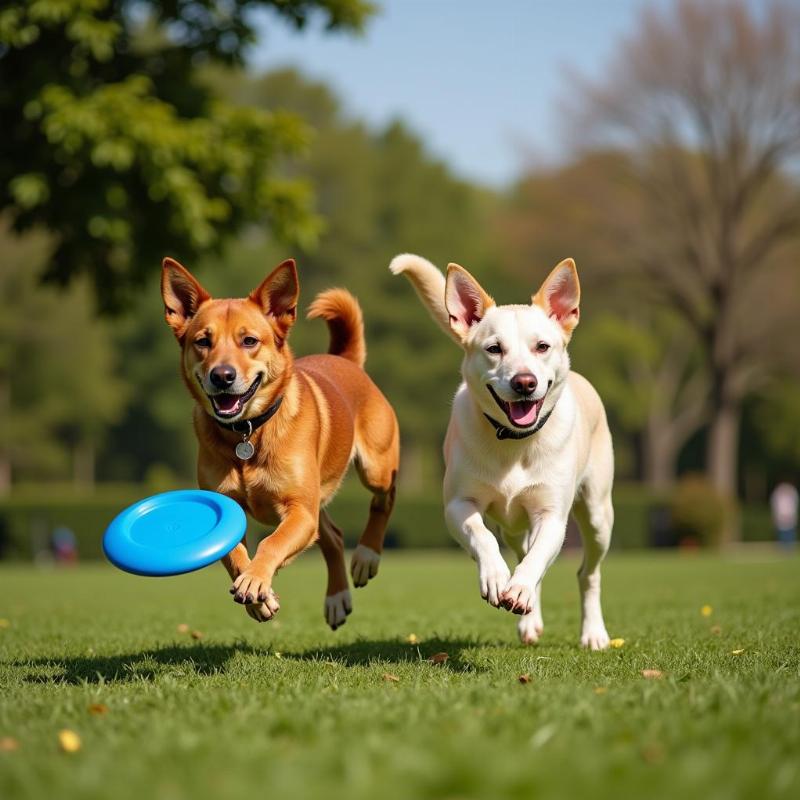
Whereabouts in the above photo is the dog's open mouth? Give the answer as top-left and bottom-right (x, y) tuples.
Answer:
(206, 374), (262, 419)
(487, 385), (545, 429)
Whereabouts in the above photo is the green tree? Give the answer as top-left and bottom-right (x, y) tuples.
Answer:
(0, 221), (126, 492)
(0, 0), (373, 312)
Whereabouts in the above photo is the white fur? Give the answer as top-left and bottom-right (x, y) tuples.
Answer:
(393, 255), (614, 649)
(324, 589), (352, 630)
(350, 544), (380, 587)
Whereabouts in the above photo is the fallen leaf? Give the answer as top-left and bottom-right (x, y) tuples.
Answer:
(0, 737), (19, 752)
(382, 673), (400, 683)
(429, 652), (449, 665)
(274, 651), (283, 659)
(405, 633), (419, 645)
(594, 687), (608, 695)
(176, 623), (190, 634)
(518, 674), (531, 684)
(641, 669), (663, 679)
(710, 625), (722, 635)
(58, 730), (81, 753)
(701, 605), (713, 617)
(87, 703), (108, 716)
(609, 638), (625, 648)
(0, 619), (10, 629)
(731, 648), (745, 655)
(190, 630), (203, 640)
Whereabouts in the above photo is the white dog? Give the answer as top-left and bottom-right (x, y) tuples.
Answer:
(391, 255), (614, 649)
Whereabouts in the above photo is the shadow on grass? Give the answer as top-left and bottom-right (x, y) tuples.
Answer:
(12, 637), (497, 684)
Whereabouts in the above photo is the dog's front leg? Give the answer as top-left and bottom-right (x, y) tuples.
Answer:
(230, 501), (317, 619)
(220, 539), (281, 623)
(445, 498), (510, 607)
(500, 513), (568, 615)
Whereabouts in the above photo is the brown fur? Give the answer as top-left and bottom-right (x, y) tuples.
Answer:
(161, 257), (399, 627)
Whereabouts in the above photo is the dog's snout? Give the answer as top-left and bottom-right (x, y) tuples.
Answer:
(209, 364), (237, 389)
(510, 372), (537, 396)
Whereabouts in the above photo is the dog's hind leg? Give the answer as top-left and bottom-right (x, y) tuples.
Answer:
(572, 490), (613, 651)
(350, 409), (399, 588)
(318, 509), (352, 630)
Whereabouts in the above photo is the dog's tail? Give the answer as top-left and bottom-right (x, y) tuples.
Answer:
(307, 288), (366, 368)
(389, 253), (460, 345)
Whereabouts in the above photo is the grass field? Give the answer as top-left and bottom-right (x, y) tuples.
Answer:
(1, 550), (799, 800)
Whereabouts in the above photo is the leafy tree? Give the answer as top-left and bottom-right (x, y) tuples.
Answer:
(0, 221), (126, 492)
(0, 0), (373, 311)
(567, 0), (800, 512)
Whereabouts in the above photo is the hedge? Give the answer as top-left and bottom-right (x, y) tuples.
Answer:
(0, 482), (775, 561)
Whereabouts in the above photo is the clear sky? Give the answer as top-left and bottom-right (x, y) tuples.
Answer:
(248, 0), (674, 187)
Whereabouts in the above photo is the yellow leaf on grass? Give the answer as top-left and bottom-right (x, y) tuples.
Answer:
(641, 669), (663, 679)
(609, 638), (625, 648)
(383, 673), (400, 683)
(731, 648), (746, 655)
(176, 623), (190, 634)
(0, 737), (19, 752)
(58, 730), (81, 753)
(701, 605), (713, 617)
(88, 703), (108, 716)
(594, 687), (608, 695)
(0, 619), (10, 629)
(405, 633), (419, 645)
(190, 630), (203, 640)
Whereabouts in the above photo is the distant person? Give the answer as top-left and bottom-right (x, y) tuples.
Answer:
(770, 482), (798, 549)
(51, 525), (78, 565)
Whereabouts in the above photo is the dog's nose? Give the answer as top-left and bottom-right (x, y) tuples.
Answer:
(510, 372), (537, 396)
(209, 364), (237, 389)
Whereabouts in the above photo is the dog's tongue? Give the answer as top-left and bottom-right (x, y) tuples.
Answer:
(508, 399), (539, 427)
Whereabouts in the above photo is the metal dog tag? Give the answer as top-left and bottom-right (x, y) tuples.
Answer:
(235, 440), (255, 460)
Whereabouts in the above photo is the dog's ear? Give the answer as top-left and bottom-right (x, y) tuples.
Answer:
(532, 258), (580, 338)
(249, 259), (299, 344)
(161, 257), (211, 339)
(445, 264), (495, 343)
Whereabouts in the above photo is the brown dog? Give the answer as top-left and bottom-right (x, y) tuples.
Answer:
(161, 257), (399, 629)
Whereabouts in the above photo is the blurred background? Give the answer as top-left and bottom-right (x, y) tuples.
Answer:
(1, 0), (799, 560)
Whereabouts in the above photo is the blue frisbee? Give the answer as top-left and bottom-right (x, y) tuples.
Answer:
(103, 490), (246, 576)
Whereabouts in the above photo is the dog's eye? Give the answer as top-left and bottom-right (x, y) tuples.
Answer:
(242, 336), (259, 348)
(485, 343), (503, 355)
(536, 342), (550, 354)
(195, 336), (212, 349)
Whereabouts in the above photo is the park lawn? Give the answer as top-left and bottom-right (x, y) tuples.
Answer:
(0, 550), (798, 800)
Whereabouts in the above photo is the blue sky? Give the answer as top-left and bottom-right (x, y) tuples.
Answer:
(249, 0), (674, 186)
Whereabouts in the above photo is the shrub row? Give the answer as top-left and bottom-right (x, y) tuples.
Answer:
(0, 482), (774, 561)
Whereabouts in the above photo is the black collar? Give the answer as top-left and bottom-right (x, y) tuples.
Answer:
(213, 395), (283, 434)
(483, 409), (553, 440)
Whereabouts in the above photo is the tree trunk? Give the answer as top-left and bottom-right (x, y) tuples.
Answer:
(643, 417), (679, 491)
(72, 440), (95, 489)
(706, 402), (741, 543)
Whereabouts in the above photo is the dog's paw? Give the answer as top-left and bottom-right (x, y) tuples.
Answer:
(478, 555), (511, 607)
(499, 582), (534, 615)
(231, 571), (275, 609)
(351, 545), (380, 587)
(324, 589), (353, 630)
(244, 592), (280, 623)
(580, 623), (610, 651)
(517, 612), (544, 645)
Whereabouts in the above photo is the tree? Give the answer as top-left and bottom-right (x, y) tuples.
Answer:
(0, 0), (373, 311)
(0, 220), (126, 492)
(568, 0), (800, 510)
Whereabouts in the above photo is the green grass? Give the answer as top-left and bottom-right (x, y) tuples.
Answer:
(1, 551), (799, 800)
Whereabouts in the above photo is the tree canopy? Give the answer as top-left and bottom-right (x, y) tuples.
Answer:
(0, 0), (374, 311)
